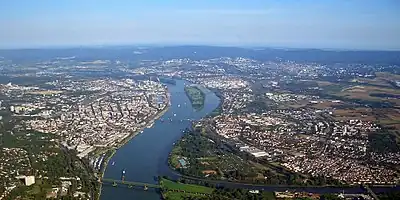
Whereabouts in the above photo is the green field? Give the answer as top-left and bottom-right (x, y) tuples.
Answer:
(163, 191), (206, 200)
(161, 178), (213, 194)
(160, 178), (277, 200)
(184, 85), (205, 111)
(161, 178), (213, 200)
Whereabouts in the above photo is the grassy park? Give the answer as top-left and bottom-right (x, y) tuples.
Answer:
(160, 178), (213, 200)
(160, 178), (277, 200)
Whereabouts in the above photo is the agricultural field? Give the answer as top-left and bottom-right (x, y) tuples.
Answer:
(304, 76), (400, 151)
(27, 90), (63, 95)
(351, 72), (400, 88)
(337, 85), (400, 103)
(311, 73), (400, 107)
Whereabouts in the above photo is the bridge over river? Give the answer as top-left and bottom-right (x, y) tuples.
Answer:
(100, 177), (212, 197)
(100, 80), (397, 200)
(101, 178), (160, 190)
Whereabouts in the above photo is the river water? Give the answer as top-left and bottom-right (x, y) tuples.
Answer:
(100, 79), (399, 199)
(100, 80), (220, 200)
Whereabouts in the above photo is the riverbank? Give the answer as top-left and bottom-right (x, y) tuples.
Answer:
(160, 177), (214, 199)
(96, 149), (116, 199)
(206, 88), (223, 117)
(98, 79), (226, 199)
(95, 95), (171, 199)
(166, 159), (400, 195)
(166, 126), (399, 195)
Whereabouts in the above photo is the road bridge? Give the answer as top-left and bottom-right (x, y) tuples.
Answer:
(364, 185), (380, 200)
(101, 178), (160, 190)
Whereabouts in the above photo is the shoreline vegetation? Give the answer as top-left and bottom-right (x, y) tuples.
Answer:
(167, 128), (346, 187)
(207, 89), (223, 117)
(159, 177), (277, 200)
(160, 177), (213, 200)
(167, 87), (343, 189)
(184, 85), (205, 111)
(94, 92), (171, 200)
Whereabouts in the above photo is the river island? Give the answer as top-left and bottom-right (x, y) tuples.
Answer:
(1, 47), (400, 200)
(184, 85), (205, 111)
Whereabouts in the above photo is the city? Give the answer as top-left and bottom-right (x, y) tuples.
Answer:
(0, 46), (399, 199)
(1, 1), (400, 199)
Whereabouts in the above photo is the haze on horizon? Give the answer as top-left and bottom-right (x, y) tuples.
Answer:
(0, 0), (399, 50)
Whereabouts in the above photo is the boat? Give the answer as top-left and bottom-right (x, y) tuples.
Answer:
(122, 169), (126, 178)
(111, 161), (115, 166)
(121, 169), (126, 181)
(146, 122), (154, 128)
(177, 104), (181, 107)
(173, 113), (177, 117)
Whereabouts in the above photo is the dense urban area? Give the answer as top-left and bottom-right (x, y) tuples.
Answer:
(0, 46), (399, 200)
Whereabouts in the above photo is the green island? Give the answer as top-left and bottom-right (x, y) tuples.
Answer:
(184, 85), (205, 111)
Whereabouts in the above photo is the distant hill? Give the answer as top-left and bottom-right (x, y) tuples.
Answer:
(0, 45), (399, 65)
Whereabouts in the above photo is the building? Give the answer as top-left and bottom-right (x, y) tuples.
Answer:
(178, 158), (188, 168)
(16, 175), (35, 186)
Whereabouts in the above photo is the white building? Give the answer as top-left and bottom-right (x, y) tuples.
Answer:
(16, 175), (35, 186)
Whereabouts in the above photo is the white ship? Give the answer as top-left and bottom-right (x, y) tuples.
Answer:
(147, 122), (154, 128)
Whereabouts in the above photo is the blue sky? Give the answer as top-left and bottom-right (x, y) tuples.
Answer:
(0, 0), (399, 50)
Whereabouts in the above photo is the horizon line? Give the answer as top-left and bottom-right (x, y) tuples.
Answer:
(0, 43), (400, 52)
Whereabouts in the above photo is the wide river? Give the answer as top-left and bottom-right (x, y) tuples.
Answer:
(100, 80), (220, 200)
(100, 79), (399, 200)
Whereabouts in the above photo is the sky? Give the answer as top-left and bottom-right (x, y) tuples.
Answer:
(0, 0), (399, 50)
